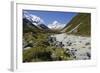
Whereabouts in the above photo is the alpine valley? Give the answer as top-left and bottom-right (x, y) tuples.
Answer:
(23, 12), (91, 62)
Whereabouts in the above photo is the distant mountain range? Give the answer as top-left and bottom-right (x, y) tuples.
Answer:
(48, 21), (65, 30)
(23, 12), (91, 36)
(23, 12), (65, 30)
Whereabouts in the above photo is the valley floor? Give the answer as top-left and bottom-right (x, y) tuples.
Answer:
(23, 33), (91, 62)
(51, 33), (91, 60)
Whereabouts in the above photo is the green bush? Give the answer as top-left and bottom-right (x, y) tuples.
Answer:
(51, 48), (71, 61)
(23, 46), (52, 62)
(23, 33), (73, 62)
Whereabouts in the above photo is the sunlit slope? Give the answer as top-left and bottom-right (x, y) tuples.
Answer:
(62, 13), (91, 36)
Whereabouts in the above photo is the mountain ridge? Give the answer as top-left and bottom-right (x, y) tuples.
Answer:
(61, 13), (91, 36)
(23, 12), (50, 31)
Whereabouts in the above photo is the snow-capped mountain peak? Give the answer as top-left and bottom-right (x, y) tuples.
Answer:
(23, 11), (50, 30)
(48, 21), (65, 29)
(30, 14), (44, 25)
(23, 11), (44, 26)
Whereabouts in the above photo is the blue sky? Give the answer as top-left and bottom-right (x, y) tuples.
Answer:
(23, 10), (78, 26)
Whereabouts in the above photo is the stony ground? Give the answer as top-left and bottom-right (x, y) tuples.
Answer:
(51, 33), (91, 60)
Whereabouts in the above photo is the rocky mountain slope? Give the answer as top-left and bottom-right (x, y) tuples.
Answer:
(23, 12), (50, 33)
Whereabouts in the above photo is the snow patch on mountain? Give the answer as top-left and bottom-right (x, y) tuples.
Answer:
(48, 21), (65, 29)
(23, 11), (45, 26)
